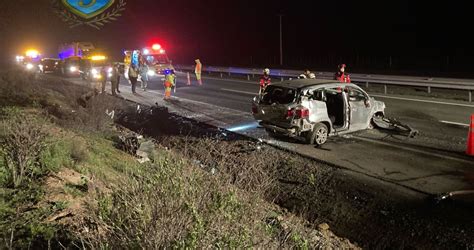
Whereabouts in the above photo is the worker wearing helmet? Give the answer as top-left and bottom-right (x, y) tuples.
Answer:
(334, 64), (351, 83)
(299, 69), (316, 79)
(195, 59), (202, 85)
(163, 69), (176, 100)
(259, 68), (271, 95)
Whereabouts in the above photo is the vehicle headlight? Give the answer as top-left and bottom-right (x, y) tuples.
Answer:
(108, 67), (113, 73)
(70, 66), (77, 72)
(91, 68), (98, 74)
(26, 63), (34, 70)
(147, 70), (155, 76)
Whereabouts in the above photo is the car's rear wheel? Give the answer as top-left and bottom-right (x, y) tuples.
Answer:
(305, 123), (329, 146)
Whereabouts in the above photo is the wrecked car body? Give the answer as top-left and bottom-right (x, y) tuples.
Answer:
(252, 79), (386, 145)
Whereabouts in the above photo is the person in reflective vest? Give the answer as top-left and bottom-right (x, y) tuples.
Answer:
(164, 69), (176, 100)
(334, 64), (351, 83)
(259, 68), (271, 95)
(195, 59), (202, 85)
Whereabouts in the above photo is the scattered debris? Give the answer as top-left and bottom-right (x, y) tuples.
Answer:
(118, 134), (139, 156)
(373, 116), (419, 138)
(434, 190), (474, 203)
(105, 109), (115, 119)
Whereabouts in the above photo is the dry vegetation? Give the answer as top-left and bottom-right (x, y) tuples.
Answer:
(0, 69), (357, 248)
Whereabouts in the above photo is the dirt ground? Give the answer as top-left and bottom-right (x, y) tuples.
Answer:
(117, 104), (474, 249)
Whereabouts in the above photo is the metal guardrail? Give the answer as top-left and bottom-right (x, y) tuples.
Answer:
(176, 65), (474, 102)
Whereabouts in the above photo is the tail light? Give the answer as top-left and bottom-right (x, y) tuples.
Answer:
(287, 108), (309, 119)
(296, 108), (310, 119)
(252, 105), (258, 114)
(286, 109), (295, 118)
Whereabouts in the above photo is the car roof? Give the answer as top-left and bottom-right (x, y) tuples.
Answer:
(270, 79), (359, 89)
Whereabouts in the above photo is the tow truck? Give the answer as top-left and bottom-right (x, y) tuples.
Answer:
(123, 43), (174, 80)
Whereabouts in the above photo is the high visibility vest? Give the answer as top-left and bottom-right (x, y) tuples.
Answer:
(195, 63), (202, 74)
(165, 74), (175, 87)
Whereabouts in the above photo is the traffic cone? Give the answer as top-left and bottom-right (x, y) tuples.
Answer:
(467, 114), (474, 156)
(187, 72), (191, 86)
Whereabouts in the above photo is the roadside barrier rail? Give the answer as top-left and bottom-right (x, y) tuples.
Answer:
(176, 65), (474, 102)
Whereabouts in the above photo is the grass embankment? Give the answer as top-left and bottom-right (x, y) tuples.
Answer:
(0, 70), (355, 248)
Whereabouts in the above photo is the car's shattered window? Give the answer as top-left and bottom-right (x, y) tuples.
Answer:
(261, 86), (297, 105)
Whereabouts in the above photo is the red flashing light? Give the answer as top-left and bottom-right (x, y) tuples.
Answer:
(152, 44), (161, 50)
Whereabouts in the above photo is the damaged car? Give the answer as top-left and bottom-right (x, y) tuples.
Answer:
(252, 79), (386, 146)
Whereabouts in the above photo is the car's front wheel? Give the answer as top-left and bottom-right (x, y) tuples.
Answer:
(305, 123), (329, 146)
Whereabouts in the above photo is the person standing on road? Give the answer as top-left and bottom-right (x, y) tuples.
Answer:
(195, 59), (202, 85)
(163, 69), (176, 100)
(100, 66), (107, 94)
(140, 62), (149, 91)
(110, 63), (120, 96)
(128, 64), (139, 94)
(259, 68), (271, 95)
(334, 64), (351, 83)
(116, 64), (123, 93)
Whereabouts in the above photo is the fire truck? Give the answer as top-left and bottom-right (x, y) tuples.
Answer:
(123, 43), (174, 80)
(58, 42), (95, 76)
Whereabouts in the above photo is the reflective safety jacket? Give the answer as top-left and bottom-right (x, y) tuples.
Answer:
(334, 72), (351, 83)
(164, 74), (176, 88)
(195, 62), (202, 74)
(259, 75), (271, 88)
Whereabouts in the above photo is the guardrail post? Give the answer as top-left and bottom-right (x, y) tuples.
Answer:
(247, 75), (250, 81)
(228, 72), (231, 76)
(427, 86), (431, 94)
(366, 82), (369, 88)
(384, 85), (387, 94)
(220, 73), (223, 78)
(469, 90), (472, 102)
(281, 77), (284, 82)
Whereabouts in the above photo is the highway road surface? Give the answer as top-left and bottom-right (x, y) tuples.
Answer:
(68, 72), (474, 196)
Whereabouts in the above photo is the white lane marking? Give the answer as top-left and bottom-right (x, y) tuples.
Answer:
(370, 94), (474, 108)
(147, 90), (251, 116)
(221, 88), (256, 96)
(352, 135), (473, 164)
(439, 120), (470, 127)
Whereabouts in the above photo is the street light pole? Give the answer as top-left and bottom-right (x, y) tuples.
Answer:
(278, 14), (283, 66)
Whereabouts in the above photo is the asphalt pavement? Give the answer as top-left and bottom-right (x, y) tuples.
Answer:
(67, 73), (474, 195)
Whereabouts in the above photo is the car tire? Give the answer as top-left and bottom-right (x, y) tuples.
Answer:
(306, 123), (328, 146)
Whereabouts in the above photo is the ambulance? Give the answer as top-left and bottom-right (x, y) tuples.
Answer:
(123, 44), (174, 80)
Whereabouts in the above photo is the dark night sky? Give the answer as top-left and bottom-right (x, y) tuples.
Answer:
(0, 1), (471, 72)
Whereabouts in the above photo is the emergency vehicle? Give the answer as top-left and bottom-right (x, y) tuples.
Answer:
(19, 49), (41, 71)
(79, 54), (112, 83)
(123, 44), (174, 80)
(58, 42), (95, 76)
